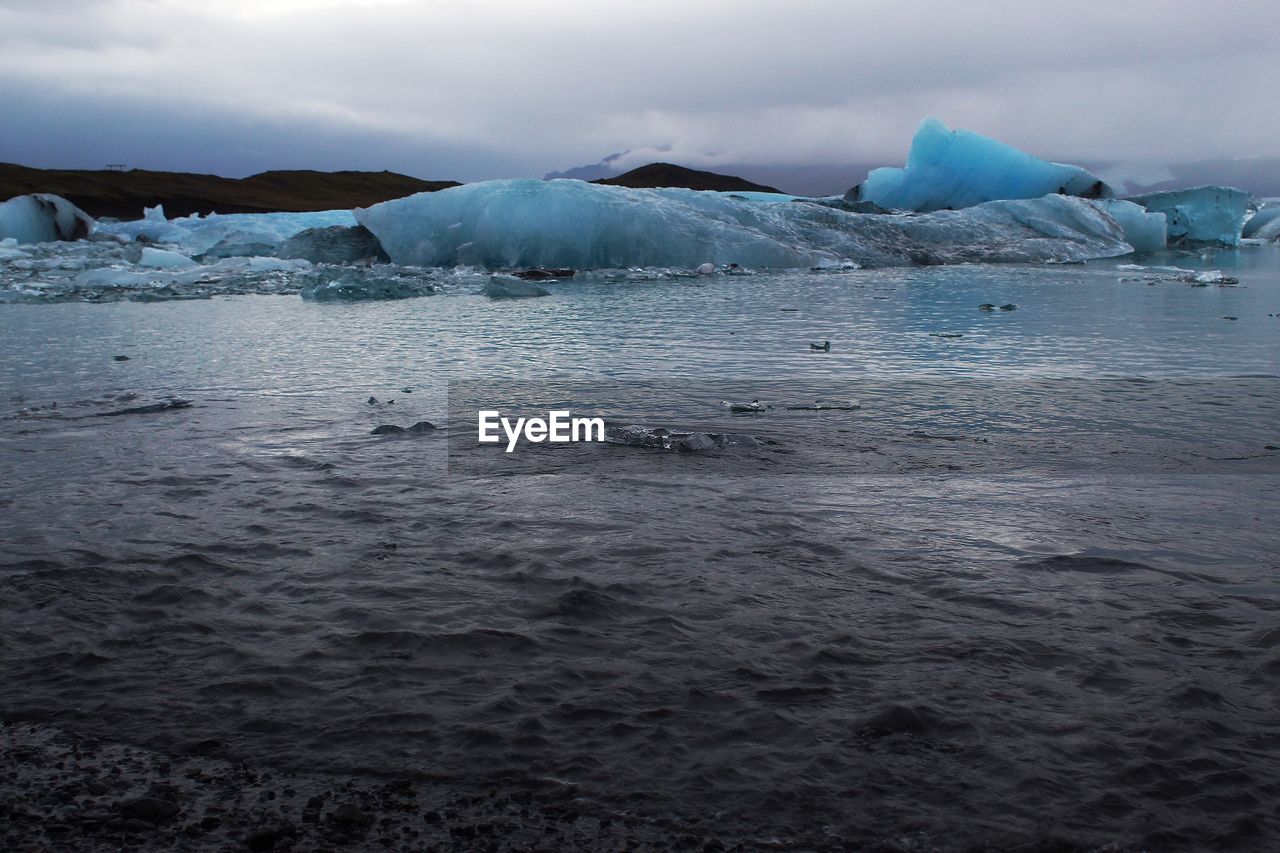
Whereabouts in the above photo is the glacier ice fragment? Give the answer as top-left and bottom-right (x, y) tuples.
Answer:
(483, 273), (552, 298)
(848, 118), (1111, 212)
(1242, 205), (1280, 241)
(1097, 200), (1167, 252)
(1125, 186), (1251, 245)
(0, 194), (95, 243)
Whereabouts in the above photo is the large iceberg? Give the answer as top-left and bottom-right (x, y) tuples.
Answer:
(1125, 186), (1251, 245)
(0, 194), (95, 243)
(356, 178), (1137, 270)
(847, 118), (1111, 212)
(1242, 205), (1280, 241)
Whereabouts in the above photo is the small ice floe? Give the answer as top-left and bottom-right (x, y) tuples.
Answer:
(1191, 270), (1240, 286)
(483, 274), (551, 299)
(696, 262), (715, 275)
(721, 399), (771, 413)
(978, 303), (996, 311)
(809, 340), (831, 351)
(999, 303), (1017, 311)
(785, 399), (861, 411)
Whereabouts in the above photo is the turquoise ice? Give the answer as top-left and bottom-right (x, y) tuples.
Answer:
(356, 178), (1137, 270)
(1126, 186), (1252, 245)
(848, 118), (1111, 212)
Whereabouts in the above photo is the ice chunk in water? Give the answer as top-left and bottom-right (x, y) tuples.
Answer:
(1097, 200), (1166, 252)
(483, 274), (552, 298)
(848, 118), (1110, 212)
(0, 194), (95, 243)
(356, 179), (1136, 270)
(1125, 186), (1251, 245)
(138, 247), (198, 270)
(1242, 205), (1280, 241)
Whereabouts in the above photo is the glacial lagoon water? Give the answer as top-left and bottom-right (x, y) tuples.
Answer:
(2, 246), (1279, 849)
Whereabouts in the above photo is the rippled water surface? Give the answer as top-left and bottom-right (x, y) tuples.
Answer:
(2, 246), (1279, 850)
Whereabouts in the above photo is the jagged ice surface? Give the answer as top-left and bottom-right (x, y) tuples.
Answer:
(96, 207), (357, 255)
(849, 118), (1111, 212)
(356, 179), (1136, 270)
(1126, 186), (1252, 246)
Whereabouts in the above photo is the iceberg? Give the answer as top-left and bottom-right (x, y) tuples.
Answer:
(138, 247), (198, 270)
(847, 118), (1111, 212)
(1125, 186), (1251, 245)
(1097, 200), (1166, 252)
(483, 273), (552, 298)
(1242, 205), (1280, 241)
(356, 179), (1136, 271)
(0, 194), (95, 243)
(96, 208), (357, 255)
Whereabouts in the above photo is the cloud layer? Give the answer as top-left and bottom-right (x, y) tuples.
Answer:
(2, 0), (1277, 180)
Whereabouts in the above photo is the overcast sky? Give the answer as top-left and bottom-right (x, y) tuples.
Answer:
(1, 0), (1277, 181)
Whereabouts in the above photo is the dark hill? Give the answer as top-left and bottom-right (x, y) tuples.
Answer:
(593, 163), (783, 194)
(0, 164), (459, 219)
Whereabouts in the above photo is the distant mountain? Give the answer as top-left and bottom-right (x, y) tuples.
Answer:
(0, 164), (460, 219)
(592, 163), (783, 194)
(544, 152), (632, 183)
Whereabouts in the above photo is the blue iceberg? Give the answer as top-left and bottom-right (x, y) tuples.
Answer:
(0, 194), (95, 243)
(356, 179), (1136, 270)
(1097, 200), (1167, 252)
(1125, 186), (1251, 246)
(1243, 205), (1280, 241)
(848, 118), (1111, 212)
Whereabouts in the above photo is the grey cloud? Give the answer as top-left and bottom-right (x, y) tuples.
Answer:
(1, 0), (1277, 179)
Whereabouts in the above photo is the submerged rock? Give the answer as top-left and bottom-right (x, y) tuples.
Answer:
(604, 424), (766, 452)
(370, 421), (437, 436)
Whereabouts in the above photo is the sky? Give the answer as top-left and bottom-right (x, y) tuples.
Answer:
(1, 0), (1277, 181)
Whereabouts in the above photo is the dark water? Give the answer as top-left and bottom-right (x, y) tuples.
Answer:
(2, 249), (1279, 849)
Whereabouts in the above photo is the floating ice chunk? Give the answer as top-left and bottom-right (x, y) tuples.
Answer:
(356, 179), (1135, 270)
(1242, 206), (1280, 241)
(138, 247), (198, 270)
(1126, 186), (1251, 245)
(848, 118), (1110, 212)
(0, 194), (95, 243)
(483, 273), (551, 298)
(1097, 200), (1166, 252)
(143, 204), (166, 222)
(300, 267), (437, 301)
(0, 237), (32, 260)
